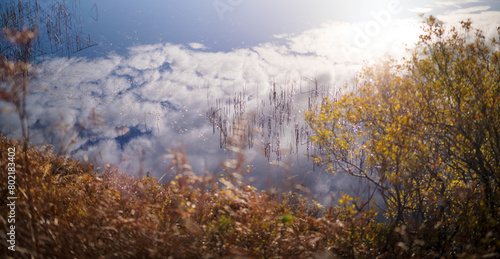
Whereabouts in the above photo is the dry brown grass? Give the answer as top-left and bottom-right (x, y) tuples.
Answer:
(0, 108), (382, 258)
(0, 131), (386, 258)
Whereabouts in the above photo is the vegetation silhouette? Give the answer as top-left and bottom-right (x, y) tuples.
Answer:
(0, 0), (96, 60)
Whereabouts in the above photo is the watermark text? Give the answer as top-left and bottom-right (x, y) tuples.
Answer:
(213, 0), (244, 21)
(6, 147), (17, 252)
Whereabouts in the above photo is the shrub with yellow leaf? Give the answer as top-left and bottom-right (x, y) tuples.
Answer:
(306, 16), (500, 257)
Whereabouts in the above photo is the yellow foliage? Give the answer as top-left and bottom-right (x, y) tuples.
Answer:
(306, 16), (500, 255)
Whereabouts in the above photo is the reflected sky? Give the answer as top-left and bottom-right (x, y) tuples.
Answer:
(78, 0), (387, 56)
(72, 0), (500, 57)
(2, 0), (500, 203)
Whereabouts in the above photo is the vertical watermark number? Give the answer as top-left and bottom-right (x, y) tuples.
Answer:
(6, 147), (17, 251)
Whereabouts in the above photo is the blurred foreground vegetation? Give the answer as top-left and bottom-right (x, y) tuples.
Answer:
(0, 133), (379, 258)
(0, 130), (494, 258)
